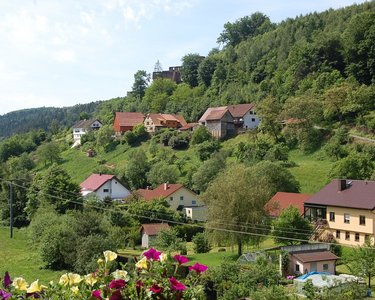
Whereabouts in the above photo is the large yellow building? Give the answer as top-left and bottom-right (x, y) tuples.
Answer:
(304, 179), (375, 246)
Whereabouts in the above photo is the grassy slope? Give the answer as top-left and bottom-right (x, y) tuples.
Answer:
(0, 227), (66, 284)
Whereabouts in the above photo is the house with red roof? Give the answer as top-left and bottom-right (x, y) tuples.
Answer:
(265, 192), (311, 218)
(198, 107), (235, 139)
(304, 179), (375, 246)
(113, 112), (145, 135)
(140, 223), (170, 248)
(80, 173), (131, 201)
(144, 113), (187, 133)
(137, 183), (206, 221)
(226, 103), (259, 130)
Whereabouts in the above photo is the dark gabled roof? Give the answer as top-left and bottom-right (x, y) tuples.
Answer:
(291, 251), (338, 263)
(141, 223), (170, 235)
(305, 179), (375, 210)
(265, 192), (311, 217)
(115, 112), (145, 127)
(73, 119), (101, 129)
(227, 103), (255, 118)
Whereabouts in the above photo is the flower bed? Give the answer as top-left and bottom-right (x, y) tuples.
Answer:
(0, 248), (208, 299)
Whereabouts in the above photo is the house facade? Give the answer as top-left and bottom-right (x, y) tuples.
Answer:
(199, 107), (235, 139)
(141, 223), (170, 248)
(80, 174), (131, 200)
(227, 103), (260, 130)
(144, 113), (187, 133)
(304, 179), (375, 246)
(72, 119), (102, 144)
(113, 112), (145, 135)
(137, 183), (206, 221)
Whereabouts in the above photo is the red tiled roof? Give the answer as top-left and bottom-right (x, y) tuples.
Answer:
(206, 109), (230, 121)
(115, 112), (145, 126)
(137, 183), (189, 201)
(198, 106), (227, 122)
(172, 114), (187, 126)
(147, 114), (187, 127)
(80, 174), (115, 191)
(180, 123), (199, 131)
(305, 179), (375, 210)
(141, 223), (170, 236)
(291, 251), (338, 263)
(227, 103), (255, 118)
(265, 192), (311, 217)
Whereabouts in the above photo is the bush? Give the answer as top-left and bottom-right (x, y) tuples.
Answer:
(192, 232), (211, 253)
(195, 140), (221, 161)
(191, 126), (212, 145)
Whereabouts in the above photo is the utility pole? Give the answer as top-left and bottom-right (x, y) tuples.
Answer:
(8, 181), (13, 239)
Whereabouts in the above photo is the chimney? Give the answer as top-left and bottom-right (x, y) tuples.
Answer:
(164, 183), (169, 190)
(338, 179), (346, 191)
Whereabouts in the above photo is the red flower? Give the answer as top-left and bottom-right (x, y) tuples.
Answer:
(109, 279), (126, 290)
(142, 248), (161, 261)
(173, 254), (189, 265)
(169, 277), (186, 291)
(92, 290), (103, 300)
(189, 263), (208, 274)
(109, 289), (123, 300)
(150, 284), (163, 294)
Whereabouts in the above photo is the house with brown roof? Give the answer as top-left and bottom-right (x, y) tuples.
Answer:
(113, 112), (145, 135)
(144, 113), (187, 133)
(304, 179), (375, 246)
(72, 119), (102, 145)
(141, 223), (170, 248)
(137, 183), (206, 221)
(226, 103), (259, 130)
(80, 173), (131, 201)
(198, 107), (235, 139)
(265, 192), (311, 218)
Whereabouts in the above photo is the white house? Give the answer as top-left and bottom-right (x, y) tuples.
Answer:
(226, 103), (260, 130)
(140, 223), (170, 248)
(80, 174), (130, 201)
(72, 119), (102, 145)
(137, 183), (206, 221)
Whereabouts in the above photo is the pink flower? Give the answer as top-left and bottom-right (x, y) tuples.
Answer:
(109, 289), (123, 300)
(143, 248), (161, 261)
(0, 290), (12, 300)
(169, 277), (186, 291)
(109, 279), (126, 290)
(3, 272), (12, 289)
(189, 263), (208, 274)
(173, 254), (189, 265)
(150, 284), (163, 294)
(92, 290), (103, 300)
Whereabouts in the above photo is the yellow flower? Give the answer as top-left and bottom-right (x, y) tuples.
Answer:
(12, 277), (28, 291)
(26, 280), (47, 293)
(111, 270), (128, 280)
(70, 286), (79, 294)
(103, 250), (117, 262)
(85, 274), (97, 286)
(135, 256), (148, 270)
(59, 273), (82, 286)
(160, 253), (168, 262)
(97, 258), (104, 266)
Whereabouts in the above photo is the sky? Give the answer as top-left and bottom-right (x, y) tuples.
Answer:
(0, 0), (368, 115)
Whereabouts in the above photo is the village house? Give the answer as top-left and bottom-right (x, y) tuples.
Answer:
(80, 173), (131, 201)
(227, 103), (260, 130)
(137, 183), (206, 221)
(144, 113), (187, 133)
(72, 119), (102, 145)
(304, 179), (375, 246)
(113, 112), (145, 135)
(265, 192), (311, 218)
(198, 107), (235, 139)
(140, 223), (170, 248)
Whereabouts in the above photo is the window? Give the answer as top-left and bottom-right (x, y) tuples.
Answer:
(169, 197), (173, 201)
(249, 111), (253, 115)
(180, 196), (184, 201)
(295, 264), (300, 272)
(251, 118), (256, 122)
(336, 230), (340, 239)
(103, 189), (109, 193)
(355, 233), (360, 242)
(323, 264), (329, 271)
(360, 215), (366, 225)
(345, 231), (350, 240)
(344, 214), (350, 224)
(329, 212), (335, 222)
(192, 200), (196, 205)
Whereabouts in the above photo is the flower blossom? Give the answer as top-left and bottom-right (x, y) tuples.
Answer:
(12, 277), (28, 291)
(143, 248), (161, 261)
(84, 274), (97, 286)
(173, 254), (189, 265)
(109, 279), (126, 290)
(103, 250), (118, 263)
(189, 263), (208, 274)
(92, 290), (103, 300)
(111, 270), (129, 281)
(26, 280), (47, 293)
(150, 284), (163, 294)
(70, 286), (79, 294)
(0, 290), (12, 300)
(135, 257), (148, 270)
(59, 273), (82, 286)
(3, 272), (12, 289)
(169, 277), (186, 291)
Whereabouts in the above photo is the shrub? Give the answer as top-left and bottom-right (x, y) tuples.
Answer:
(192, 233), (211, 254)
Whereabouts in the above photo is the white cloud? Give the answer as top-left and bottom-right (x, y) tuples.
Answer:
(54, 49), (76, 63)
